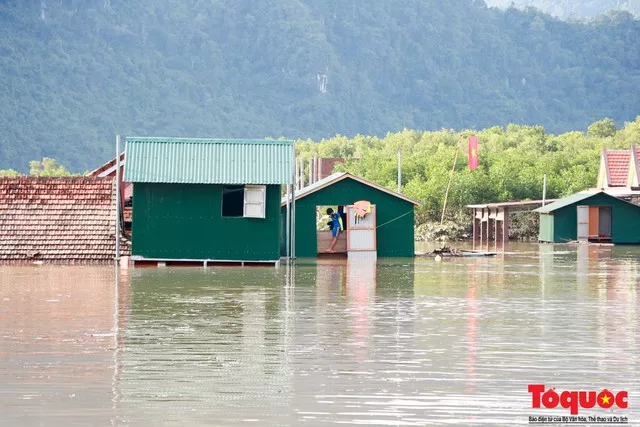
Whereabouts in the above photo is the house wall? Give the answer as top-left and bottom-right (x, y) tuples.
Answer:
(538, 214), (554, 243)
(132, 183), (281, 260)
(282, 178), (415, 257)
(552, 193), (640, 244)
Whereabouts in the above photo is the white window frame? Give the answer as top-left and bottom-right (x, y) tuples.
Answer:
(243, 185), (266, 218)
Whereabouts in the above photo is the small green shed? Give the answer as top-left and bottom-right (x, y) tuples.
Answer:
(124, 137), (292, 264)
(282, 173), (421, 257)
(534, 191), (640, 244)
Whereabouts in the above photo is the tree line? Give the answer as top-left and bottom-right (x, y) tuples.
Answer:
(296, 117), (640, 225)
(4, 117), (638, 239)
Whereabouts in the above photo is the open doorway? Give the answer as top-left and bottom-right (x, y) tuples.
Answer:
(578, 205), (612, 242)
(316, 205), (347, 255)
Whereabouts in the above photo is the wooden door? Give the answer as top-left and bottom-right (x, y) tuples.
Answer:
(588, 206), (599, 238)
(346, 205), (377, 253)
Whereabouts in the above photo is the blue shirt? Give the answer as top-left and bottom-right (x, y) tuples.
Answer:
(331, 212), (341, 229)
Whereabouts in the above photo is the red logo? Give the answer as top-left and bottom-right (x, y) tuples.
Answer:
(529, 385), (628, 415)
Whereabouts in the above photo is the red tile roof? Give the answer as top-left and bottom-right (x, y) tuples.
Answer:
(0, 177), (130, 264)
(605, 150), (631, 187)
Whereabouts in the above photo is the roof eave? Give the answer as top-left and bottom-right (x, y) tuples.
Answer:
(280, 173), (422, 207)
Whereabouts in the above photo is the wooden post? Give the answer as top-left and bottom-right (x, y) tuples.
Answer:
(494, 208), (498, 248)
(502, 206), (509, 247)
(480, 208), (484, 247)
(299, 158), (305, 189)
(481, 208), (487, 247)
(472, 208), (477, 249)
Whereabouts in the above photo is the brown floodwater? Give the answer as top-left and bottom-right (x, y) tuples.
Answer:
(0, 243), (638, 426)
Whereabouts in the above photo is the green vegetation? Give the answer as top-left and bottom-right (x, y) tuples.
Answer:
(296, 116), (640, 239)
(0, 168), (21, 177)
(0, 157), (75, 177)
(28, 157), (75, 177)
(2, 117), (639, 240)
(0, 1), (639, 172)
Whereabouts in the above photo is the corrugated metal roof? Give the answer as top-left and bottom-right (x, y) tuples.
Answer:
(534, 191), (601, 213)
(281, 172), (422, 206)
(124, 137), (293, 184)
(283, 172), (347, 203)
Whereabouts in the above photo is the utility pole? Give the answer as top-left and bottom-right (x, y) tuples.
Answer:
(115, 135), (121, 263)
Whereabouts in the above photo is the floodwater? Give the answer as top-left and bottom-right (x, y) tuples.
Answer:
(0, 243), (638, 426)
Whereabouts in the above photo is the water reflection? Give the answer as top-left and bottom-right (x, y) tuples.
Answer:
(0, 266), (130, 427)
(0, 244), (639, 426)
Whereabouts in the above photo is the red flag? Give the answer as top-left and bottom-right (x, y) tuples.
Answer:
(468, 136), (479, 170)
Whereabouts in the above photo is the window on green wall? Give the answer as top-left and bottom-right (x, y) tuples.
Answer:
(222, 185), (266, 218)
(222, 186), (244, 217)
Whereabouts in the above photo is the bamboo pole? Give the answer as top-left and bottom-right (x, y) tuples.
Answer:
(440, 144), (460, 225)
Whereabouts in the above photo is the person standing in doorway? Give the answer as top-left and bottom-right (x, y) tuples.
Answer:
(325, 207), (342, 252)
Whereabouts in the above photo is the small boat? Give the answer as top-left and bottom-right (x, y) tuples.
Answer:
(417, 246), (497, 258)
(459, 251), (497, 257)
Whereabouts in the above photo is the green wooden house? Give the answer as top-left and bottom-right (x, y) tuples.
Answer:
(534, 191), (640, 244)
(282, 173), (421, 257)
(124, 137), (292, 265)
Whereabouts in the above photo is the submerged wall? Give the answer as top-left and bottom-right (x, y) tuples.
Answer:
(132, 183), (281, 260)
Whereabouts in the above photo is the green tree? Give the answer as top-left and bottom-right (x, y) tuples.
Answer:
(295, 116), (640, 236)
(29, 158), (75, 177)
(0, 169), (21, 177)
(587, 118), (617, 138)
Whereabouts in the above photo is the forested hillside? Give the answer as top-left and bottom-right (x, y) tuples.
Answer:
(1, 0), (639, 172)
(485, 0), (640, 19)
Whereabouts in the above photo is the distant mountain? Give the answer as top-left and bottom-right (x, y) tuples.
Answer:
(0, 0), (639, 172)
(485, 0), (640, 19)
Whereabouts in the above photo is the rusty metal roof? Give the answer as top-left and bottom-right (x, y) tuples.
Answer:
(124, 137), (293, 184)
(466, 199), (557, 209)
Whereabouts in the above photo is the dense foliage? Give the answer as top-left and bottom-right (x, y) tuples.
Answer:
(296, 117), (640, 225)
(0, 157), (75, 176)
(0, 1), (639, 172)
(486, 0), (640, 19)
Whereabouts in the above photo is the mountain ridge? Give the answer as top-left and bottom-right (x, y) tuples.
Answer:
(0, 0), (638, 171)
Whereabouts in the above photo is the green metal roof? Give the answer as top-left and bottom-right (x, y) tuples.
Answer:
(281, 172), (422, 206)
(535, 191), (602, 213)
(124, 137), (292, 184)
